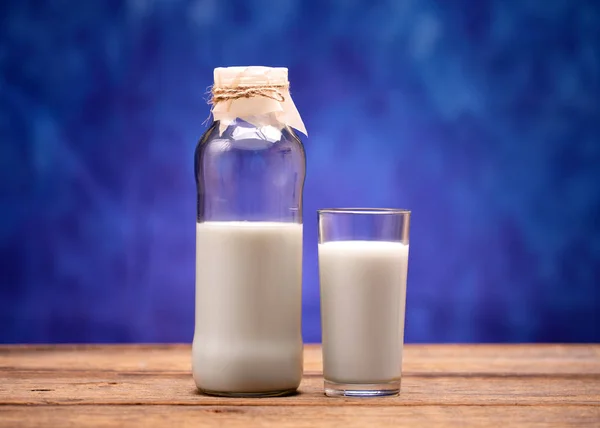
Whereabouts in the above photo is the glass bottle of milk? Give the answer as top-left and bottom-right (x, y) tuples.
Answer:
(193, 67), (307, 397)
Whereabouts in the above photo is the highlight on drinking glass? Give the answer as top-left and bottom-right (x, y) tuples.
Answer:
(318, 208), (411, 397)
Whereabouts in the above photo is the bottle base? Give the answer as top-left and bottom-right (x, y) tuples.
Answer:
(198, 388), (298, 398)
(324, 379), (400, 397)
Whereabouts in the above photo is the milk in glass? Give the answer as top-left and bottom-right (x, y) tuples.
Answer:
(319, 240), (409, 384)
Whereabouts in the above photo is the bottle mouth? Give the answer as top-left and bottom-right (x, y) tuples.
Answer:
(317, 208), (411, 215)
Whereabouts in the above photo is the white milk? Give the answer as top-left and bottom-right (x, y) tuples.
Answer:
(319, 240), (409, 384)
(193, 221), (303, 394)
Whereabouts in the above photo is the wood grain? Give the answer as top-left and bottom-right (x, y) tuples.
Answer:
(1, 405), (599, 428)
(1, 344), (599, 427)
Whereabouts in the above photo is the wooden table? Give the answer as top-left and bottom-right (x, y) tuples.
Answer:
(0, 344), (598, 427)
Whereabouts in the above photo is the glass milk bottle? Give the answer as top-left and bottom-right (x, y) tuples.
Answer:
(193, 67), (307, 397)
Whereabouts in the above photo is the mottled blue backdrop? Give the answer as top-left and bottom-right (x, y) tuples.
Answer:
(1, 0), (599, 343)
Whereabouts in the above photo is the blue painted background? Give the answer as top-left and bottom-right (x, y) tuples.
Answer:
(1, 0), (599, 343)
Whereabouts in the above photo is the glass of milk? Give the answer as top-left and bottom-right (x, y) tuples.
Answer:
(318, 208), (411, 397)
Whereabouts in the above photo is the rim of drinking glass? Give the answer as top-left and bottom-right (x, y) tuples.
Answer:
(317, 208), (411, 215)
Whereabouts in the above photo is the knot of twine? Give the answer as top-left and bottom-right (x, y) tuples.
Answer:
(209, 84), (289, 105)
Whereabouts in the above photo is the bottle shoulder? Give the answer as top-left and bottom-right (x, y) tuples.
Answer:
(196, 120), (304, 154)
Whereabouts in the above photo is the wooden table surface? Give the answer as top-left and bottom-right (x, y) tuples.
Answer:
(0, 344), (599, 427)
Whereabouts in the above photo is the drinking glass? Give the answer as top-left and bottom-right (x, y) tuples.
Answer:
(318, 208), (411, 397)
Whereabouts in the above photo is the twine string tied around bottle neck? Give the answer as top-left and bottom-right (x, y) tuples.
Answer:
(209, 83), (289, 106)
